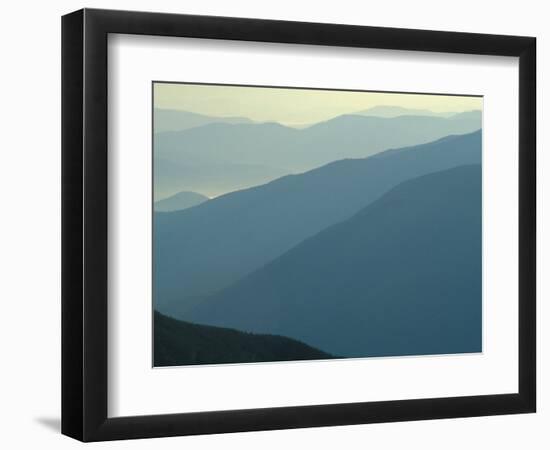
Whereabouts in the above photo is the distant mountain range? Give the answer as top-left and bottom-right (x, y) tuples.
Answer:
(154, 311), (333, 366)
(154, 111), (481, 198)
(154, 190), (209, 212)
(355, 105), (473, 118)
(154, 157), (288, 200)
(185, 165), (482, 358)
(154, 130), (481, 317)
(154, 106), (480, 133)
(154, 108), (255, 133)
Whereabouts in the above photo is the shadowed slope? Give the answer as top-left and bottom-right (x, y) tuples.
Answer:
(155, 131), (481, 317)
(186, 165), (482, 358)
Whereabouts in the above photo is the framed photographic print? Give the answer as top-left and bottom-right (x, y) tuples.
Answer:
(61, 8), (536, 442)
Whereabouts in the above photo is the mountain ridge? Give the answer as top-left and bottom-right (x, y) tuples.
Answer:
(154, 190), (209, 212)
(355, 105), (481, 119)
(155, 130), (481, 317)
(185, 165), (482, 358)
(154, 311), (334, 366)
(154, 108), (255, 133)
(154, 112), (481, 197)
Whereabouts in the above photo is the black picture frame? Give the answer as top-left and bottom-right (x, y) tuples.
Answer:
(61, 8), (536, 442)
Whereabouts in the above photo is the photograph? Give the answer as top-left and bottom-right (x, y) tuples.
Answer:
(152, 82), (484, 367)
(54, 5), (538, 443)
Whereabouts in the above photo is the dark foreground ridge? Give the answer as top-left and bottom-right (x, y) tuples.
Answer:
(154, 311), (335, 367)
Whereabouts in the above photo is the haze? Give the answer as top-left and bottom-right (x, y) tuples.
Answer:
(154, 82), (482, 127)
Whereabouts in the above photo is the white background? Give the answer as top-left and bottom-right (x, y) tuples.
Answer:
(109, 35), (518, 417)
(0, 0), (546, 449)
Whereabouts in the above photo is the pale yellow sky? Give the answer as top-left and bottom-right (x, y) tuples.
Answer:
(154, 82), (482, 126)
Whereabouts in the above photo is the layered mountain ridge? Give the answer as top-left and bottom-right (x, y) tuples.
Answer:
(154, 130), (481, 318)
(154, 111), (481, 198)
(185, 165), (482, 357)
